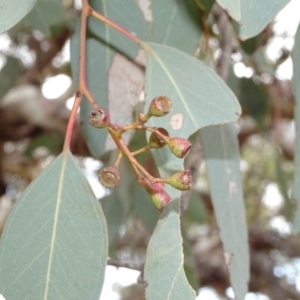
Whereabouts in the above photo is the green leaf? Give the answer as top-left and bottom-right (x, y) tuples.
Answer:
(71, 0), (202, 158)
(24, 133), (63, 157)
(144, 199), (196, 300)
(0, 0), (36, 33)
(0, 151), (108, 300)
(239, 77), (268, 124)
(150, 0), (202, 54)
(133, 184), (160, 232)
(0, 56), (22, 100)
(292, 22), (300, 231)
(200, 124), (249, 300)
(11, 0), (68, 36)
(184, 190), (207, 224)
(239, 0), (290, 40)
(145, 43), (241, 139)
(101, 194), (122, 245)
(217, 0), (241, 21)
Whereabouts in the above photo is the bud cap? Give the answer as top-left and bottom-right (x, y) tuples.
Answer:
(167, 137), (191, 159)
(89, 108), (110, 128)
(166, 170), (192, 191)
(148, 96), (172, 117)
(151, 190), (171, 210)
(149, 128), (169, 149)
(98, 166), (120, 188)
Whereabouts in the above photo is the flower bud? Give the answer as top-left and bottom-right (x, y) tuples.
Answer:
(89, 108), (110, 128)
(148, 96), (172, 117)
(151, 190), (171, 210)
(166, 170), (192, 191)
(149, 128), (169, 149)
(138, 177), (165, 194)
(98, 166), (120, 188)
(167, 137), (191, 159)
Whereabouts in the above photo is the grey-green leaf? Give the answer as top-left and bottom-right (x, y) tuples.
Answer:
(217, 0), (241, 21)
(0, 0), (36, 34)
(292, 22), (300, 231)
(145, 43), (241, 138)
(0, 56), (22, 100)
(239, 0), (290, 40)
(0, 151), (108, 300)
(144, 199), (196, 300)
(71, 0), (202, 158)
(200, 124), (249, 300)
(16, 0), (68, 35)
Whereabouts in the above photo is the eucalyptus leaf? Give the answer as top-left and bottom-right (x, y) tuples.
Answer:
(0, 152), (108, 300)
(19, 0), (68, 35)
(0, 56), (22, 100)
(71, 0), (203, 158)
(145, 42), (241, 139)
(239, 0), (290, 40)
(144, 199), (196, 300)
(0, 0), (36, 34)
(217, 0), (241, 21)
(292, 23), (300, 231)
(200, 124), (249, 300)
(101, 194), (122, 245)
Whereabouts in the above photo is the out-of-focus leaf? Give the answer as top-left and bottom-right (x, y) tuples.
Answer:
(275, 151), (292, 221)
(217, 0), (241, 21)
(196, 0), (215, 14)
(145, 43), (241, 139)
(239, 34), (262, 55)
(182, 228), (199, 291)
(71, 0), (202, 158)
(10, 0), (68, 36)
(184, 191), (207, 224)
(101, 194), (122, 245)
(24, 133), (63, 156)
(0, 56), (22, 100)
(0, 151), (108, 299)
(239, 0), (290, 40)
(133, 184), (160, 232)
(0, 0), (36, 34)
(200, 124), (249, 300)
(292, 23), (300, 231)
(239, 77), (268, 124)
(144, 199), (196, 300)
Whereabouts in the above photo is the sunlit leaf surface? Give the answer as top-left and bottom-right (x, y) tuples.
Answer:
(200, 124), (249, 300)
(0, 152), (108, 300)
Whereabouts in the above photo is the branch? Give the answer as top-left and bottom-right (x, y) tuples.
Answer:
(107, 259), (143, 272)
(212, 4), (232, 80)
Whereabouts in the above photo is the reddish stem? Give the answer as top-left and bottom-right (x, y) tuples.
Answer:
(89, 8), (141, 45)
(63, 91), (83, 151)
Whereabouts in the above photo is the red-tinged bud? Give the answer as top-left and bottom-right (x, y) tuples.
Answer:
(166, 170), (192, 191)
(151, 190), (171, 210)
(98, 166), (120, 188)
(89, 108), (110, 128)
(148, 96), (172, 117)
(138, 177), (165, 194)
(149, 128), (169, 149)
(167, 137), (191, 159)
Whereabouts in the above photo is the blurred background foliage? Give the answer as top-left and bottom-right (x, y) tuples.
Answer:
(0, 0), (299, 299)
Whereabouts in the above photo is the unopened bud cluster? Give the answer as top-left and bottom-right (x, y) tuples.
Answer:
(89, 96), (192, 211)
